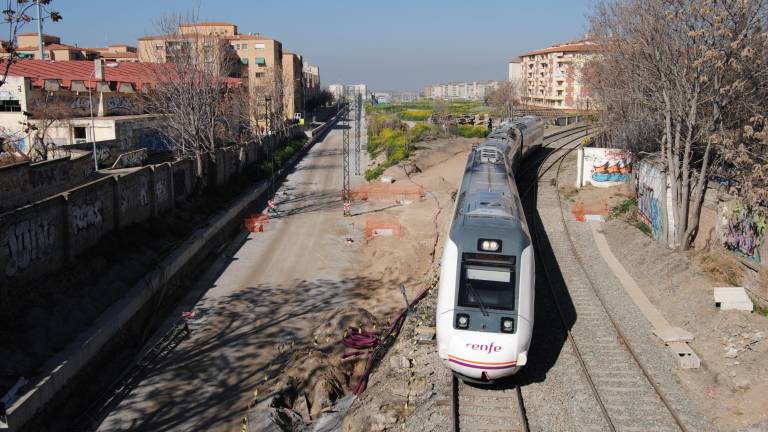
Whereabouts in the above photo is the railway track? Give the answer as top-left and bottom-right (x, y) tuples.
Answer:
(448, 127), (587, 432)
(451, 375), (529, 432)
(524, 134), (689, 431)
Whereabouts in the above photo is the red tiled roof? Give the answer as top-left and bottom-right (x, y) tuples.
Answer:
(520, 41), (597, 57)
(101, 52), (138, 59)
(5, 59), (241, 89)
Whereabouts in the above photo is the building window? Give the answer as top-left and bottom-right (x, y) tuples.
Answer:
(255, 43), (265, 49)
(155, 44), (163, 50)
(74, 126), (87, 140)
(255, 57), (266, 66)
(241, 58), (249, 65)
(240, 43), (248, 49)
(0, 99), (20, 112)
(254, 72), (265, 78)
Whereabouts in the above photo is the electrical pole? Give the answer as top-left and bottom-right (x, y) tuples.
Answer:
(355, 92), (362, 175)
(36, 0), (44, 60)
(342, 92), (351, 215)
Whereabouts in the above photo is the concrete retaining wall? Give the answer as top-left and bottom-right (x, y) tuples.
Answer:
(3, 113), (340, 432)
(0, 152), (94, 212)
(0, 195), (67, 281)
(67, 177), (117, 256)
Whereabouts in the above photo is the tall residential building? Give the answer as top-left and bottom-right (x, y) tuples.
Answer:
(302, 63), (320, 101)
(518, 40), (596, 110)
(282, 51), (303, 119)
(508, 58), (522, 82)
(422, 81), (500, 101)
(328, 84), (367, 102)
(137, 22), (313, 119)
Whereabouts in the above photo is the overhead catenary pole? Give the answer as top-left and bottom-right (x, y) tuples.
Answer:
(355, 92), (362, 175)
(342, 91), (351, 215)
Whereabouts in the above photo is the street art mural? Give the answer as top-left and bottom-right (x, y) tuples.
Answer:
(582, 148), (632, 187)
(722, 203), (765, 264)
(2, 214), (58, 277)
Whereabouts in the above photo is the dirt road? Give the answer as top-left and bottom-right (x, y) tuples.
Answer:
(97, 125), (366, 431)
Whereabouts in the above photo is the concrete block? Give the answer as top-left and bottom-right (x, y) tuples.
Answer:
(714, 287), (754, 312)
(667, 341), (701, 369)
(653, 326), (694, 343)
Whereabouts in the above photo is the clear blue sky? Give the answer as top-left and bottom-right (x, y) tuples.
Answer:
(35, 0), (593, 91)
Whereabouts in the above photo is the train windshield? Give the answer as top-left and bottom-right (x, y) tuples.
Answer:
(458, 254), (516, 311)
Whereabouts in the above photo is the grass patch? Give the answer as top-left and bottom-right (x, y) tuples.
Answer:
(633, 221), (652, 237)
(560, 186), (578, 200)
(454, 124), (489, 138)
(400, 109), (433, 121)
(697, 249), (743, 286)
(609, 198), (638, 219)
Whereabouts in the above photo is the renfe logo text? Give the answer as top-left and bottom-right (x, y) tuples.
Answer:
(466, 342), (502, 354)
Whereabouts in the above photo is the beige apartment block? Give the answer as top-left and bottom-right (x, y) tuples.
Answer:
(519, 40), (596, 110)
(137, 21), (313, 120)
(282, 51), (304, 118)
(303, 63), (320, 101)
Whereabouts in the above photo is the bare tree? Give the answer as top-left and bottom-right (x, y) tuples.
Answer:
(587, 0), (768, 250)
(0, 0), (62, 87)
(141, 12), (240, 187)
(487, 80), (522, 119)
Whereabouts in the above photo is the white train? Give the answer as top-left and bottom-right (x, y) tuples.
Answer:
(436, 116), (544, 382)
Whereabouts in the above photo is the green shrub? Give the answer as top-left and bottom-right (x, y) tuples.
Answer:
(400, 109), (433, 121)
(609, 198), (638, 219)
(456, 124), (489, 138)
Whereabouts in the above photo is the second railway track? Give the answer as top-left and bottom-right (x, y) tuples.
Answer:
(524, 131), (690, 431)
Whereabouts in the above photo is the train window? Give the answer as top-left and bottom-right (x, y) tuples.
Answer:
(458, 254), (516, 311)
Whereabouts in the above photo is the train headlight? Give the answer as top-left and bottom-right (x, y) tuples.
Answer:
(501, 317), (515, 333)
(456, 313), (470, 329)
(478, 239), (501, 252)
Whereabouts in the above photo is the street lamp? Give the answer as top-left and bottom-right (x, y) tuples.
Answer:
(88, 61), (119, 171)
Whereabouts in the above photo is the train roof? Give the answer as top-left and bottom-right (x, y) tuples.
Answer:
(453, 144), (523, 231)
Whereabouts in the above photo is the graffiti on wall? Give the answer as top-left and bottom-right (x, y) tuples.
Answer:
(136, 129), (167, 152)
(119, 175), (149, 214)
(582, 148), (632, 187)
(722, 203), (765, 264)
(71, 200), (103, 234)
(2, 214), (57, 277)
(105, 96), (134, 114)
(638, 184), (664, 241)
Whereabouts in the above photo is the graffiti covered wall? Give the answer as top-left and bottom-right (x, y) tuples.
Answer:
(68, 177), (117, 255)
(0, 196), (66, 281)
(637, 161), (667, 242)
(580, 148), (632, 188)
(0, 152), (94, 212)
(118, 168), (152, 227)
(720, 201), (766, 265)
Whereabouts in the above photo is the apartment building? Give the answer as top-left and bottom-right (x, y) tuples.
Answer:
(0, 33), (140, 63)
(508, 58), (522, 82)
(303, 63), (320, 101)
(328, 84), (368, 102)
(91, 44), (139, 63)
(137, 22), (315, 120)
(282, 51), (303, 119)
(519, 40), (596, 110)
(422, 80), (500, 101)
